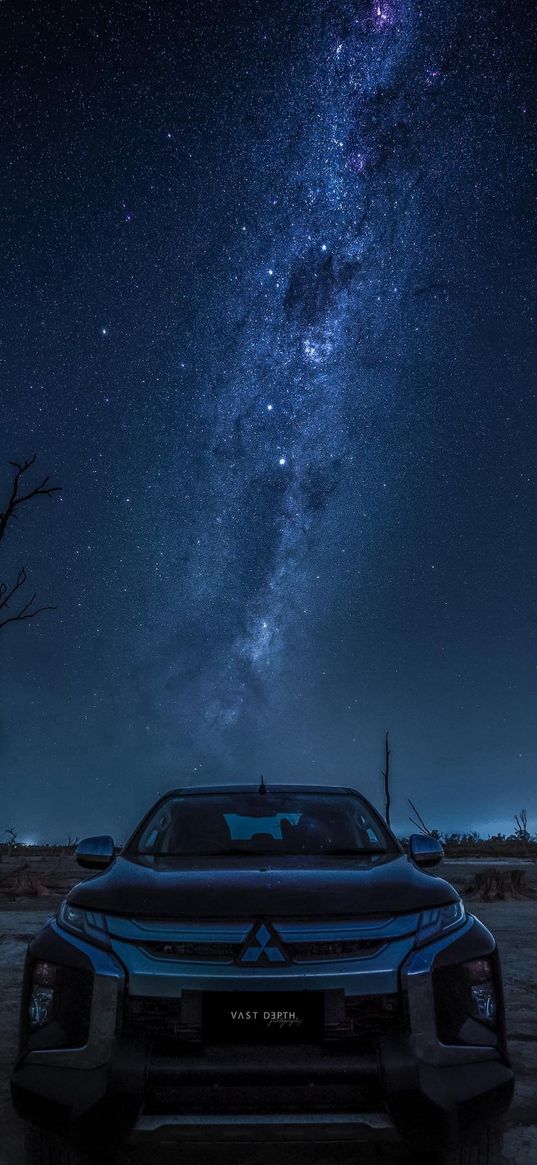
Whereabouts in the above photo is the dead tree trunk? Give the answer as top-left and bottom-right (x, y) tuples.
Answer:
(0, 863), (50, 897)
(382, 730), (391, 829)
(465, 867), (536, 901)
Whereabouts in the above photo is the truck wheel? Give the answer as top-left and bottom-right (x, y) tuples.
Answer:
(25, 1128), (115, 1165)
(448, 1127), (503, 1165)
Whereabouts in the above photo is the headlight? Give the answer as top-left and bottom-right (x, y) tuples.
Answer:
(58, 902), (86, 934)
(57, 900), (109, 946)
(415, 899), (466, 946)
(465, 957), (497, 1025)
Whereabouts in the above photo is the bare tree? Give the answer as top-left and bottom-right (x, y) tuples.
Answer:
(382, 731), (391, 828)
(0, 455), (61, 632)
(4, 827), (18, 847)
(408, 798), (434, 836)
(514, 809), (530, 842)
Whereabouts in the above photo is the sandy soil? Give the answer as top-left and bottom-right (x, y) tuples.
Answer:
(0, 861), (535, 1164)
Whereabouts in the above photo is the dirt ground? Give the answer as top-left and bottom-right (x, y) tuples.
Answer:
(0, 860), (535, 1164)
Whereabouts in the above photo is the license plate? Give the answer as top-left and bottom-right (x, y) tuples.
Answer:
(203, 992), (323, 1043)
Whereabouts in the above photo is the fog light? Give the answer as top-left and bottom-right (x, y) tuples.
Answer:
(470, 983), (497, 1024)
(29, 961), (57, 1028)
(29, 987), (55, 1028)
(465, 957), (497, 1025)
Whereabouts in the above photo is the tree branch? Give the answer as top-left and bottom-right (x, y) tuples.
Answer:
(0, 599), (57, 631)
(0, 457), (62, 634)
(408, 798), (433, 836)
(0, 455), (61, 544)
(0, 567), (28, 611)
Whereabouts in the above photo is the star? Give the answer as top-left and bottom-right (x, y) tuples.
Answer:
(349, 152), (366, 173)
(372, 1), (394, 28)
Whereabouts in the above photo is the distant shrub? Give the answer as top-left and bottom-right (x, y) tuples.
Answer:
(398, 832), (537, 857)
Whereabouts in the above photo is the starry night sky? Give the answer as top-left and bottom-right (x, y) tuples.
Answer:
(1, 0), (536, 842)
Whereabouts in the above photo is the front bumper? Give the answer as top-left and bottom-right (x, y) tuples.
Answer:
(11, 913), (514, 1152)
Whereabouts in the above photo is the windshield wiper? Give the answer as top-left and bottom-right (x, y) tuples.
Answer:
(141, 846), (388, 858)
(320, 847), (387, 856)
(151, 848), (267, 857)
(211, 848), (389, 857)
(210, 848), (263, 855)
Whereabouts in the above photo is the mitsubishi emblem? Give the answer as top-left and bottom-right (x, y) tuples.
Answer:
(237, 920), (289, 966)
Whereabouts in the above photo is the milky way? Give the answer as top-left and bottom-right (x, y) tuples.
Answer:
(161, 0), (458, 737)
(1, 0), (536, 836)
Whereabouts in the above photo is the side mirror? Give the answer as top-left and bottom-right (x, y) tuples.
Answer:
(75, 835), (116, 870)
(409, 833), (444, 869)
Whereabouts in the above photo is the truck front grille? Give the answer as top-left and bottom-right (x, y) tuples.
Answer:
(140, 937), (385, 963)
(123, 996), (188, 1043)
(290, 939), (384, 961)
(141, 941), (236, 962)
(144, 1080), (381, 1115)
(346, 993), (402, 1037)
(123, 991), (404, 1046)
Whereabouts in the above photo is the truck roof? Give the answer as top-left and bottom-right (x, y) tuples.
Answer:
(160, 784), (355, 796)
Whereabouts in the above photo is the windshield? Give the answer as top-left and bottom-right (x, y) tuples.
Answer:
(128, 791), (394, 858)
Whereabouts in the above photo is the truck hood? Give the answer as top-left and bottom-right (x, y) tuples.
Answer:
(69, 852), (459, 918)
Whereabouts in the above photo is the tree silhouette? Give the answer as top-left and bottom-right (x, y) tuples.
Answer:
(382, 730), (391, 828)
(514, 809), (530, 842)
(0, 455), (62, 633)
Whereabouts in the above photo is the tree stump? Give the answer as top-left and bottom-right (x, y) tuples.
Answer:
(464, 867), (536, 901)
(0, 863), (51, 898)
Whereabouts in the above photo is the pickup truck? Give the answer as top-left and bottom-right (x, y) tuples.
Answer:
(12, 783), (513, 1164)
